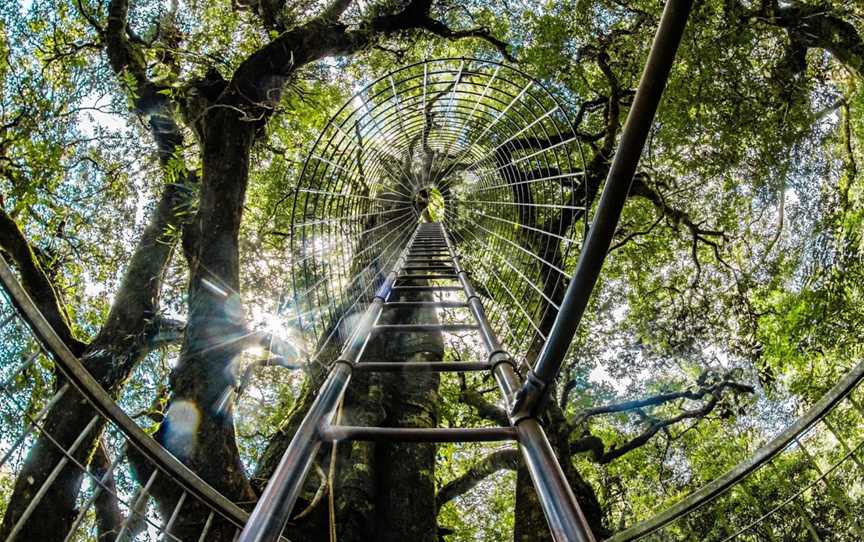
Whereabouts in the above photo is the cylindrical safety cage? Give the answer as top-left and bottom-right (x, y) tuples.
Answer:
(283, 58), (590, 368)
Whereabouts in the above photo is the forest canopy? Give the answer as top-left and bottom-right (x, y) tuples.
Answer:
(0, 0), (863, 541)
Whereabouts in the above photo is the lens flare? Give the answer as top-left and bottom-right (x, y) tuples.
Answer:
(162, 400), (201, 460)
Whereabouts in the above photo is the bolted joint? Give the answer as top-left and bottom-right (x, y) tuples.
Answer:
(333, 358), (355, 370)
(488, 350), (517, 371)
(509, 370), (549, 423)
(374, 272), (398, 301)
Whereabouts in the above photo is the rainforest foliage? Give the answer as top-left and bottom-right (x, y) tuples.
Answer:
(0, 0), (863, 541)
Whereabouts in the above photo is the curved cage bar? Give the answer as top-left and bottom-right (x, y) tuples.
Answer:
(284, 58), (588, 366)
(0, 257), (279, 542)
(608, 359), (864, 541)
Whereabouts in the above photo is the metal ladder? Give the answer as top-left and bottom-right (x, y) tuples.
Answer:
(239, 222), (595, 542)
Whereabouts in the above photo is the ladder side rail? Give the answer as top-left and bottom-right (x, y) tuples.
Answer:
(441, 225), (596, 542)
(514, 0), (695, 418)
(238, 225), (420, 542)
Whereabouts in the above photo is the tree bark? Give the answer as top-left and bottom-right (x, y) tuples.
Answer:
(149, 109), (258, 541)
(373, 295), (442, 542)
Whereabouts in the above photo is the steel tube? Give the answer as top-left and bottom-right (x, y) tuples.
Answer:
(441, 224), (597, 542)
(320, 425), (517, 442)
(115, 469), (159, 541)
(605, 358), (864, 542)
(354, 361), (490, 372)
(401, 265), (456, 271)
(490, 357), (521, 407)
(238, 228), (417, 542)
(197, 512), (215, 542)
(383, 301), (468, 308)
(517, 420), (596, 542)
(0, 258), (252, 531)
(238, 362), (352, 542)
(62, 444), (129, 542)
(6, 415), (100, 542)
(162, 490), (188, 540)
(525, 0), (694, 406)
(374, 323), (479, 332)
(395, 274), (458, 279)
(390, 285), (462, 291)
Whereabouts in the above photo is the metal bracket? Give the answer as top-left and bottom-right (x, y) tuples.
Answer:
(509, 369), (548, 423)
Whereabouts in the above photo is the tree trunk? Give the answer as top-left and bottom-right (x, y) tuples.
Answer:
(372, 294), (442, 542)
(151, 108), (258, 540)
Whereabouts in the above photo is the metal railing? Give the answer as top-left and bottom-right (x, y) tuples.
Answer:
(607, 360), (864, 541)
(0, 257), (271, 541)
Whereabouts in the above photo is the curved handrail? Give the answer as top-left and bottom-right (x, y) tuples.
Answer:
(0, 256), (252, 530)
(605, 358), (864, 542)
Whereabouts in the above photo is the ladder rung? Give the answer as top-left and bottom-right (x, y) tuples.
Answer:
(396, 274), (457, 280)
(354, 362), (490, 372)
(383, 301), (468, 308)
(319, 425), (517, 443)
(391, 285), (462, 291)
(374, 323), (478, 332)
(402, 265), (455, 271)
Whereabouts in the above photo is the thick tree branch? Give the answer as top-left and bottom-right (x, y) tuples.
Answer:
(769, 3), (864, 77)
(232, 0), (512, 113)
(106, 0), (187, 165)
(459, 388), (509, 426)
(93, 1), (197, 365)
(728, 1), (864, 78)
(509, 95), (617, 150)
(569, 376), (754, 464)
(241, 0), (290, 32)
(89, 439), (124, 542)
(144, 317), (187, 349)
(0, 207), (86, 355)
(75, 0), (105, 35)
(320, 0), (353, 23)
(570, 380), (754, 426)
(235, 355), (301, 399)
(419, 18), (515, 62)
(435, 449), (520, 511)
(572, 399), (714, 464)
